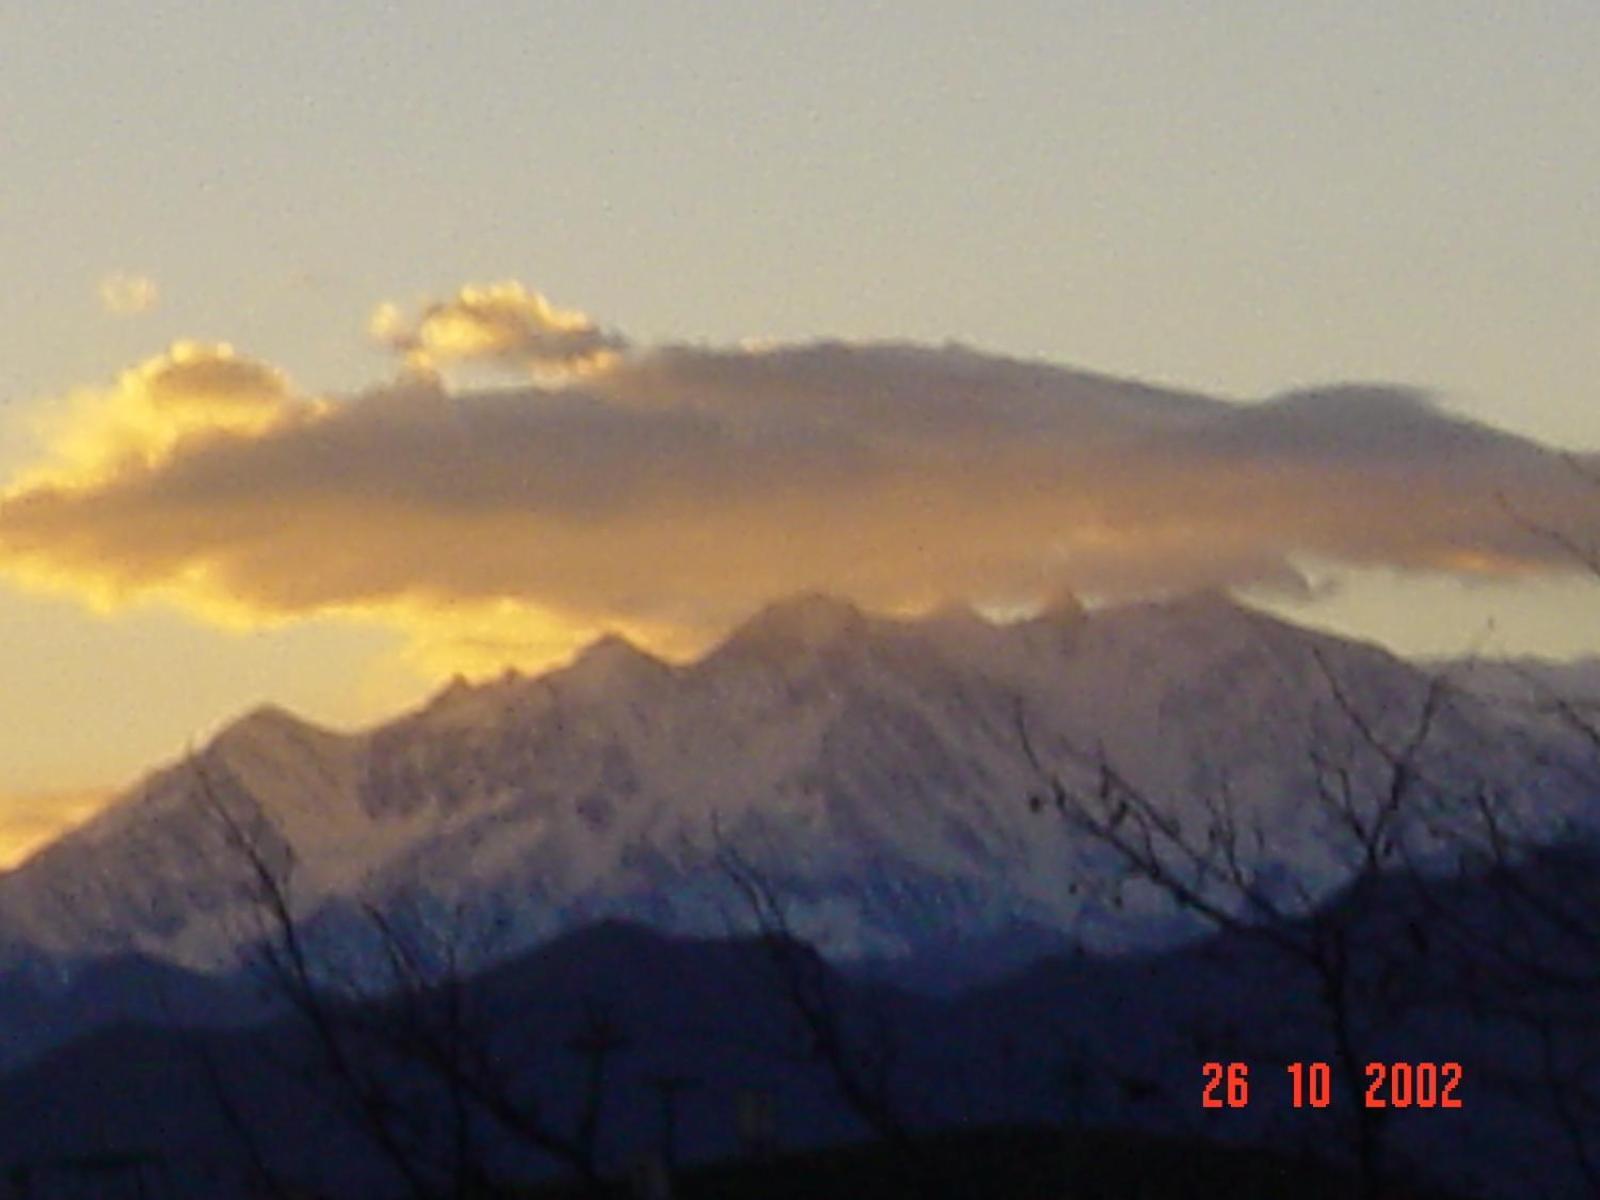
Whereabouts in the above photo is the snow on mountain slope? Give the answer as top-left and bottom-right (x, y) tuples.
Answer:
(0, 705), (365, 968)
(0, 592), (1584, 977)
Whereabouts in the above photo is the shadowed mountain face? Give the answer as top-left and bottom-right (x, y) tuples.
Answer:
(1, 842), (1595, 1199)
(0, 592), (1589, 996)
(0, 954), (268, 1069)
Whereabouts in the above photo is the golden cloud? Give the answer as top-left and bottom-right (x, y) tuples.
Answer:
(0, 285), (1593, 679)
(370, 281), (625, 380)
(10, 342), (323, 494)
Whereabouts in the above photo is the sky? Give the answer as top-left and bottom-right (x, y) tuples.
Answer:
(0, 1), (1597, 863)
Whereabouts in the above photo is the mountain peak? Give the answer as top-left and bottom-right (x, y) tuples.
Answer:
(920, 601), (991, 633)
(724, 592), (870, 651)
(576, 631), (644, 660)
(1035, 587), (1088, 626)
(235, 702), (302, 728)
(418, 667), (535, 727)
(210, 703), (312, 754)
(0, 577), (1578, 999)
(1159, 587), (1253, 621)
(562, 633), (669, 688)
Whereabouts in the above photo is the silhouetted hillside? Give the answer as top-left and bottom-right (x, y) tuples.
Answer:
(3, 843), (1596, 1196)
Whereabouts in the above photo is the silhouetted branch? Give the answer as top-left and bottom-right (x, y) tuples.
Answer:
(713, 826), (914, 1150)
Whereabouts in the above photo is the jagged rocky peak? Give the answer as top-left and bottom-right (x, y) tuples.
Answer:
(559, 632), (672, 692)
(722, 591), (873, 652)
(572, 631), (652, 666)
(433, 673), (476, 705)
(919, 599), (993, 634)
(227, 702), (307, 733)
(1077, 589), (1323, 692)
(208, 703), (322, 757)
(915, 600), (1038, 662)
(431, 667), (525, 702)
(1006, 588), (1088, 653)
(1033, 586), (1088, 626)
(416, 665), (535, 727)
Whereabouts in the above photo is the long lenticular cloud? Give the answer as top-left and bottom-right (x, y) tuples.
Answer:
(0, 283), (1593, 672)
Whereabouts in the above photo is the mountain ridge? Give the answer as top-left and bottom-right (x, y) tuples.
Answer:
(0, 590), (1585, 987)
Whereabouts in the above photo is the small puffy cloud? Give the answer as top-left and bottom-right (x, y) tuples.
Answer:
(1, 287), (1596, 677)
(98, 272), (159, 317)
(12, 341), (322, 492)
(370, 282), (625, 380)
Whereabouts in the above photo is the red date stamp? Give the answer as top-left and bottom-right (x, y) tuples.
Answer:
(1201, 1061), (1463, 1109)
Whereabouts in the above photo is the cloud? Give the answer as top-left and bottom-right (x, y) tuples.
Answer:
(369, 282), (625, 380)
(1, 283), (1595, 675)
(98, 272), (159, 317)
(12, 341), (322, 493)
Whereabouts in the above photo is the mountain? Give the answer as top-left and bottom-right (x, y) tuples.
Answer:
(1438, 653), (1600, 707)
(0, 591), (1587, 992)
(5, 838), (1594, 1199)
(0, 953), (269, 1069)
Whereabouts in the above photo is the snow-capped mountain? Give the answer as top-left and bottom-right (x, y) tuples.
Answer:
(0, 592), (1587, 978)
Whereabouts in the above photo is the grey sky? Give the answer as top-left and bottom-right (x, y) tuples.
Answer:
(3, 2), (1594, 441)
